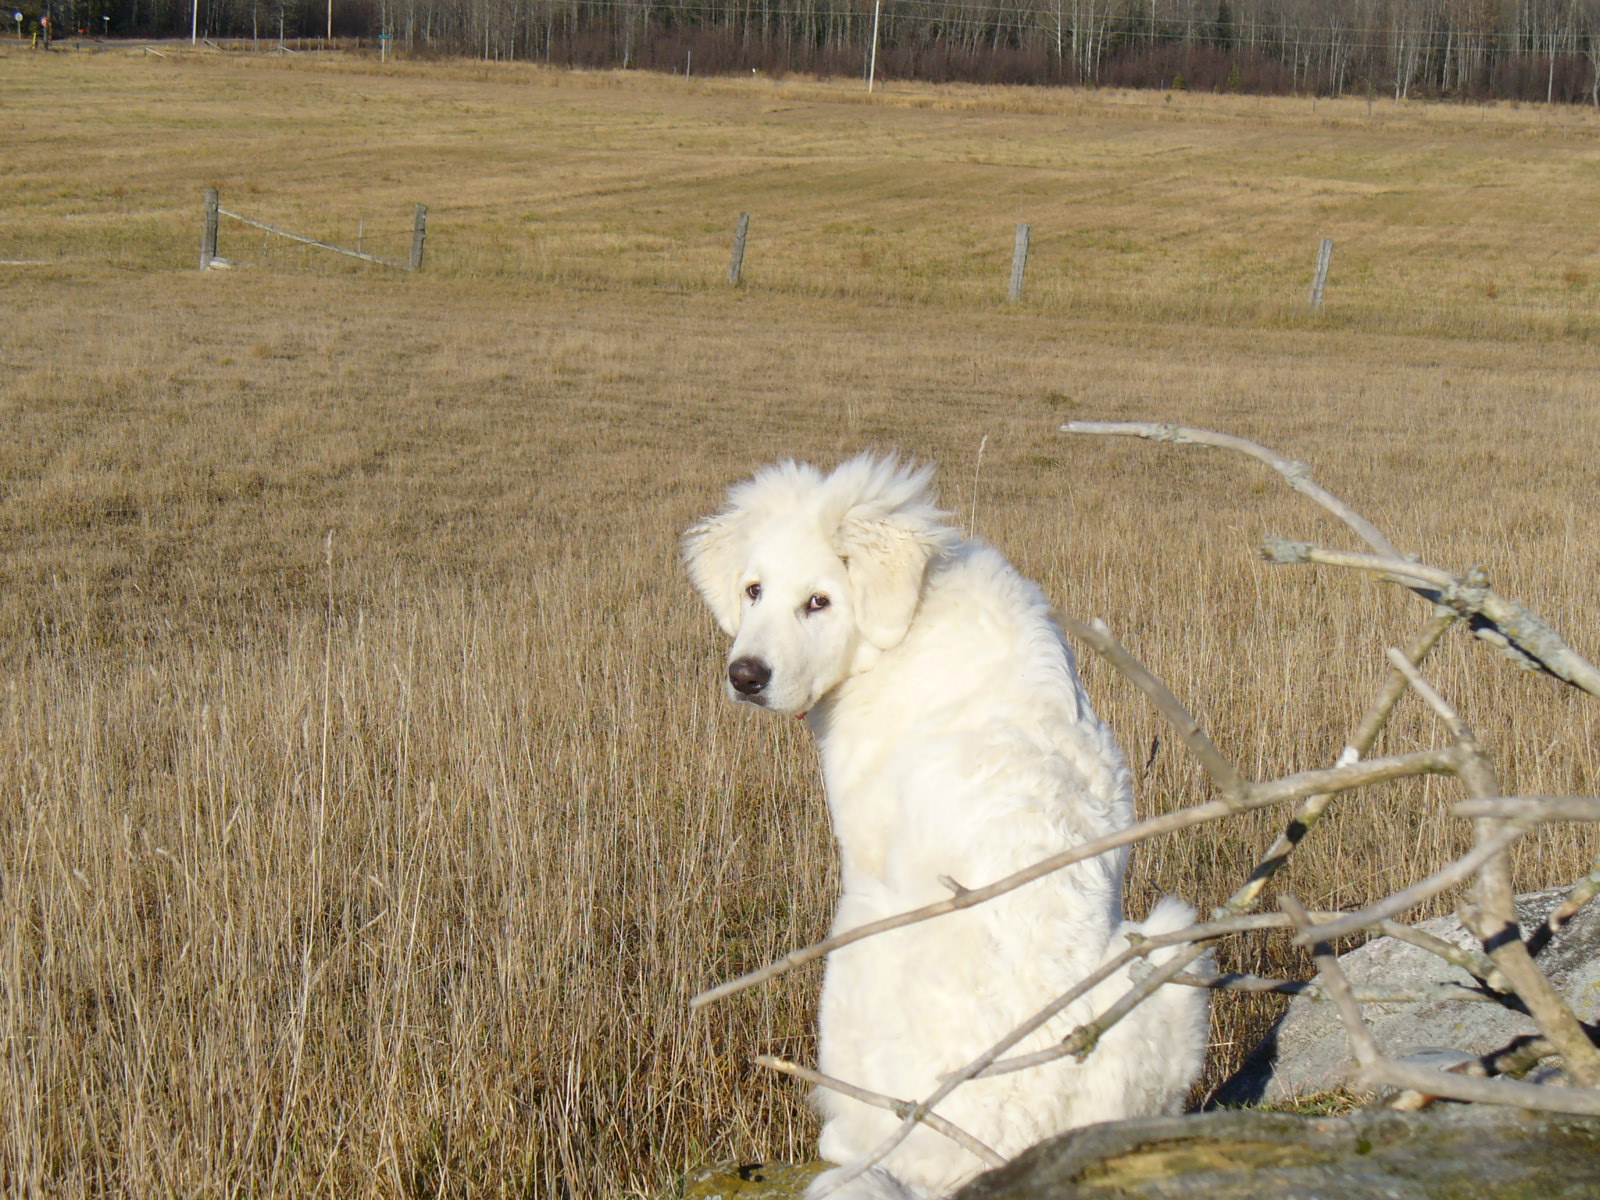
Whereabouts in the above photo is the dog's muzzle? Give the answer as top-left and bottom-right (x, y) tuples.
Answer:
(727, 656), (771, 701)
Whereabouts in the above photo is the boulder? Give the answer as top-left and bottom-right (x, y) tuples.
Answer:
(1214, 885), (1600, 1107)
(953, 1106), (1600, 1199)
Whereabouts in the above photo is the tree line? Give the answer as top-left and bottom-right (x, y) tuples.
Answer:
(35, 0), (1600, 103)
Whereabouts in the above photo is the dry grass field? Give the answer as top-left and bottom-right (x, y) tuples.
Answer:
(2, 44), (1599, 1199)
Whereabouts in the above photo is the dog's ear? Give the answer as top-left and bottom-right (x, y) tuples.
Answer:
(682, 511), (746, 636)
(838, 519), (934, 651)
(833, 458), (958, 652)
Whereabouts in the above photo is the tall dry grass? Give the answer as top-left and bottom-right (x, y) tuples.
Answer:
(2, 48), (1599, 1198)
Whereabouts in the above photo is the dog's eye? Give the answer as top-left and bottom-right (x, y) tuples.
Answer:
(806, 594), (831, 613)
(745, 583), (761, 602)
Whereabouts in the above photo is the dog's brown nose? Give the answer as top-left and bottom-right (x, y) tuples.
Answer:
(728, 657), (771, 697)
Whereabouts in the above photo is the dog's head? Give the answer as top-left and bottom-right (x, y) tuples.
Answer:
(683, 453), (959, 715)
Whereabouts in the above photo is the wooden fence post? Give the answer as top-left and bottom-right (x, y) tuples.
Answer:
(409, 204), (428, 271)
(1309, 237), (1334, 309)
(1008, 222), (1031, 302)
(728, 212), (750, 286)
(201, 188), (219, 270)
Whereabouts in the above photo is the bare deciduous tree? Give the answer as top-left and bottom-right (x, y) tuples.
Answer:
(90, 0), (1600, 103)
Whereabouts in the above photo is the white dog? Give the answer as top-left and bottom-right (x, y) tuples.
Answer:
(684, 454), (1207, 1199)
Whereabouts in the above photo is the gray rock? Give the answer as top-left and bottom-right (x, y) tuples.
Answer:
(1214, 886), (1600, 1107)
(953, 1106), (1600, 1200)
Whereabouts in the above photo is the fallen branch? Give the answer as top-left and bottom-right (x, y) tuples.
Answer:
(826, 912), (1292, 1193)
(753, 1056), (1004, 1169)
(1223, 610), (1457, 916)
(1354, 1058), (1600, 1115)
(1058, 421), (1401, 558)
(1291, 825), (1528, 945)
(1454, 797), (1600, 823)
(1056, 613), (1247, 803)
(1263, 541), (1600, 696)
(1390, 651), (1600, 1087)
(1061, 421), (1600, 696)
(1166, 970), (1511, 1005)
(692, 746), (1465, 1009)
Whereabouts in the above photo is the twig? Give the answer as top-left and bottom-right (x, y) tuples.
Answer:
(1059, 422), (1600, 695)
(1057, 614), (1248, 803)
(831, 912), (1290, 1191)
(1262, 540), (1453, 589)
(1281, 895), (1381, 1065)
(691, 746), (1465, 1008)
(1453, 797), (1600, 823)
(1224, 610), (1457, 915)
(1292, 825), (1527, 945)
(978, 949), (1214, 1079)
(1374, 917), (1508, 993)
(1058, 421), (1401, 558)
(753, 1057), (1004, 1169)
(1165, 971), (1510, 1005)
(1353, 1058), (1600, 1116)
(1345, 611), (1460, 764)
(1386, 653), (1600, 1087)
(1545, 868), (1600, 937)
(1265, 542), (1600, 698)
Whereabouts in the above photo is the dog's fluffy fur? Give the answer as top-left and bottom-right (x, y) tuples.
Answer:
(684, 455), (1208, 1199)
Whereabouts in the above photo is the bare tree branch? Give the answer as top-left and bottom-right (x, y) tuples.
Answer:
(1166, 971), (1516, 1006)
(1281, 894), (1382, 1065)
(1344, 611), (1460, 768)
(1225, 611), (1457, 916)
(1264, 542), (1600, 698)
(1352, 1059), (1600, 1116)
(997, 612), (1487, 1079)
(692, 747), (1465, 1009)
(1060, 421), (1600, 696)
(1386, 652), (1600, 1087)
(1454, 797), (1600, 823)
(840, 913), (1292, 1187)
(1293, 825), (1528, 945)
(752, 1057), (1005, 1170)
(1261, 539), (1453, 588)
(979, 949), (1219, 1080)
(809, 913), (1301, 1195)
(1373, 917), (1508, 993)
(1056, 613), (1248, 804)
(1058, 421), (1401, 558)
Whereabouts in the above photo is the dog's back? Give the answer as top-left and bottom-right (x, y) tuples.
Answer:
(808, 538), (1205, 1195)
